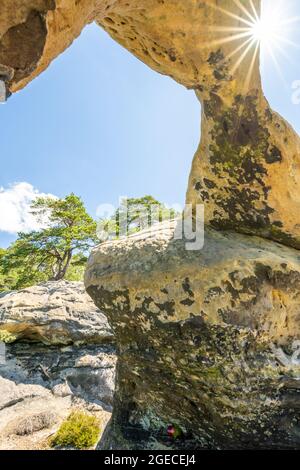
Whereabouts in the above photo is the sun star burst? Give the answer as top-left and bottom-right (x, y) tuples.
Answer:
(207, 0), (300, 87)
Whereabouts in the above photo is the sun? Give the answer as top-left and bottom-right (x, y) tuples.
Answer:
(250, 14), (282, 46)
(207, 0), (300, 85)
(249, 2), (292, 50)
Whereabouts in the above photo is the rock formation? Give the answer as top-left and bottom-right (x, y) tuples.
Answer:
(97, 0), (300, 248)
(0, 282), (116, 450)
(0, 281), (113, 345)
(85, 222), (300, 449)
(1, 0), (300, 246)
(1, 0), (300, 450)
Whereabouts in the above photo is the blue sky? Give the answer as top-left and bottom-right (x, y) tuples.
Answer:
(0, 0), (299, 247)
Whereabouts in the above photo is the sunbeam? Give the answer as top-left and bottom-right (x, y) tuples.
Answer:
(206, 0), (300, 86)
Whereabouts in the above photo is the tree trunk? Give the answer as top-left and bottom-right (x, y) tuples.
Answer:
(53, 251), (72, 281)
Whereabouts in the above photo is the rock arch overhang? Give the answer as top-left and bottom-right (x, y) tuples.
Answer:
(1, 0), (300, 248)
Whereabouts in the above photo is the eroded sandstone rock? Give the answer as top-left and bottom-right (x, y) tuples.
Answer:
(0, 0), (106, 93)
(97, 0), (300, 248)
(0, 281), (116, 450)
(0, 281), (113, 345)
(187, 84), (300, 249)
(86, 222), (300, 449)
(1, 1), (261, 94)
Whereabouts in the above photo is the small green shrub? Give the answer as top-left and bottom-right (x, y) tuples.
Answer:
(50, 411), (101, 449)
(0, 329), (18, 343)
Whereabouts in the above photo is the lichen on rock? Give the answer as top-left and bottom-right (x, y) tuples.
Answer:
(85, 222), (300, 449)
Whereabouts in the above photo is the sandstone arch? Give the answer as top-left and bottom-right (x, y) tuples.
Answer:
(3, 0), (300, 450)
(1, 0), (300, 247)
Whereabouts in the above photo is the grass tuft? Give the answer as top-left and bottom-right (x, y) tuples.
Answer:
(0, 329), (18, 343)
(50, 411), (101, 449)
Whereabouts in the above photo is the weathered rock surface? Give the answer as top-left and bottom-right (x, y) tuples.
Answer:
(0, 343), (115, 449)
(187, 80), (300, 250)
(0, 0), (104, 93)
(0, 281), (116, 450)
(86, 222), (300, 449)
(0, 281), (113, 345)
(1, 0), (260, 95)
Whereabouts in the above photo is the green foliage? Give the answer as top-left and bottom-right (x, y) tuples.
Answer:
(64, 253), (88, 282)
(50, 411), (101, 449)
(98, 195), (179, 241)
(0, 194), (177, 291)
(0, 194), (97, 290)
(0, 249), (11, 291)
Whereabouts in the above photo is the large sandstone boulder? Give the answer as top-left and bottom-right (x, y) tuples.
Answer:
(85, 222), (300, 449)
(0, 281), (113, 345)
(0, 281), (116, 450)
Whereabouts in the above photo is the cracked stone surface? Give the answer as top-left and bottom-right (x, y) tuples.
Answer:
(0, 343), (115, 449)
(0, 281), (114, 345)
(0, 281), (116, 450)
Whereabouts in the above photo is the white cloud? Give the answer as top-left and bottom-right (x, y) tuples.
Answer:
(0, 182), (56, 234)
